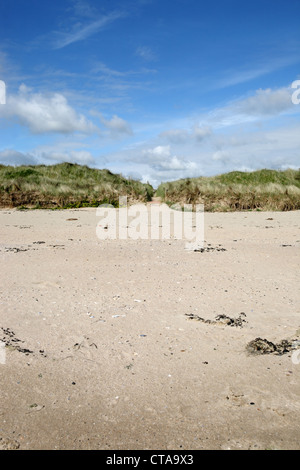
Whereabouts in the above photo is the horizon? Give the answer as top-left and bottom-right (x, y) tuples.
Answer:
(0, 0), (300, 186)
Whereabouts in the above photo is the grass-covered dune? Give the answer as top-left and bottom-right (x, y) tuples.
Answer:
(0, 162), (154, 209)
(156, 169), (300, 211)
(1, 164), (299, 211)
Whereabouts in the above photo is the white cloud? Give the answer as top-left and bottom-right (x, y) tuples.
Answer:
(99, 113), (133, 135)
(142, 145), (171, 160)
(95, 83), (300, 185)
(1, 81), (299, 186)
(141, 144), (198, 176)
(153, 156), (198, 172)
(52, 10), (127, 49)
(1, 85), (98, 135)
(192, 86), (299, 132)
(208, 123), (300, 172)
(237, 87), (294, 116)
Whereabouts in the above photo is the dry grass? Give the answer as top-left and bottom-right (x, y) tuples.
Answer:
(1, 164), (299, 211)
(156, 169), (300, 211)
(0, 163), (154, 209)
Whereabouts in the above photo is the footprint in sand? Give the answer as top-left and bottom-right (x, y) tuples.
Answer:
(72, 337), (99, 361)
(225, 390), (250, 407)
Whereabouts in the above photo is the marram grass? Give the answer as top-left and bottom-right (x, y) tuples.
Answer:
(155, 169), (300, 211)
(0, 164), (299, 211)
(0, 162), (154, 209)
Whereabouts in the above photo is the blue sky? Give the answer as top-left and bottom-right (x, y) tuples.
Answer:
(0, 0), (299, 186)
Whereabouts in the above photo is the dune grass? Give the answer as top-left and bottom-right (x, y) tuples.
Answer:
(0, 162), (154, 209)
(1, 164), (299, 211)
(155, 169), (300, 211)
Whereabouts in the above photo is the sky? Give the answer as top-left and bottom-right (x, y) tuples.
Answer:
(0, 0), (299, 187)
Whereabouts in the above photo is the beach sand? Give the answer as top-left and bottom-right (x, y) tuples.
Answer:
(0, 207), (299, 450)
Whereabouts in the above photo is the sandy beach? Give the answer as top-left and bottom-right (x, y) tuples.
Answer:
(0, 207), (299, 450)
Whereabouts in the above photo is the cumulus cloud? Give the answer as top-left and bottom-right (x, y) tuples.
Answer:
(153, 156), (198, 172)
(142, 145), (172, 160)
(0, 84), (98, 135)
(142, 144), (198, 174)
